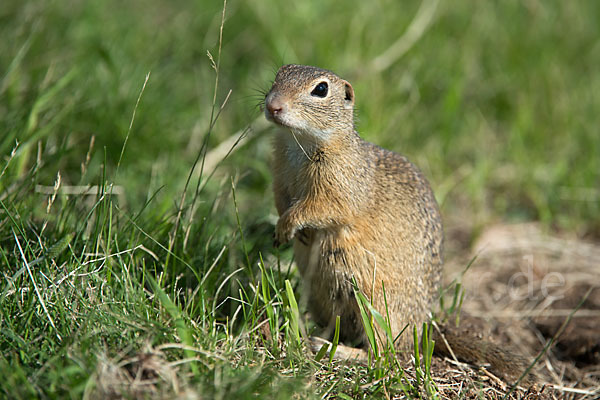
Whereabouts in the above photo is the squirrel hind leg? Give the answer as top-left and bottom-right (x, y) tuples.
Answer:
(309, 336), (368, 363)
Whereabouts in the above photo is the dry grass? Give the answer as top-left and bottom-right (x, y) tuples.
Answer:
(443, 222), (600, 399)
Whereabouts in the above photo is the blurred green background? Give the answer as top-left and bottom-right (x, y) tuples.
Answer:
(2, 0), (599, 234)
(1, 0), (599, 397)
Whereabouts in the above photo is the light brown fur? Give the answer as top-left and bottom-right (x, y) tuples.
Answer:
(266, 64), (442, 351)
(264, 64), (534, 384)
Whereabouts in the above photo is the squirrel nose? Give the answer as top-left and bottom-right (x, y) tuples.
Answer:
(266, 93), (284, 116)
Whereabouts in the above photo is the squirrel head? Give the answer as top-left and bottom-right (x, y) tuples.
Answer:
(265, 64), (355, 141)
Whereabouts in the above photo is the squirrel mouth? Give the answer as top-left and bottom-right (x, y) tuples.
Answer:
(265, 92), (292, 128)
(265, 109), (289, 127)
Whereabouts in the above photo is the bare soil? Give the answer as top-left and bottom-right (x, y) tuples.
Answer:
(441, 222), (600, 399)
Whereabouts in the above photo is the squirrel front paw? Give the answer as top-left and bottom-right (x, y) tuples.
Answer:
(273, 216), (298, 248)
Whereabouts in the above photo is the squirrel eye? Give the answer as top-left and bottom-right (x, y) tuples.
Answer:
(311, 82), (328, 98)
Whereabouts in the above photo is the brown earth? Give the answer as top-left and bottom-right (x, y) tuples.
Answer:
(440, 222), (600, 399)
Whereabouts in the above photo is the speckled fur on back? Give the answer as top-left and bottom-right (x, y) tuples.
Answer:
(264, 64), (443, 352)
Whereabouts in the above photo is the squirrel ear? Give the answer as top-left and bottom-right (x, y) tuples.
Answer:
(342, 81), (354, 107)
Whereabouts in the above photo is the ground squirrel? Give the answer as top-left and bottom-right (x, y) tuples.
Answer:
(264, 64), (533, 384)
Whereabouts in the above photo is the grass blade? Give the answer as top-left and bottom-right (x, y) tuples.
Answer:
(284, 279), (300, 345)
(146, 274), (198, 374)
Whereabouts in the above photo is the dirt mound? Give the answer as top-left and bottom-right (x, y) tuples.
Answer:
(443, 222), (600, 397)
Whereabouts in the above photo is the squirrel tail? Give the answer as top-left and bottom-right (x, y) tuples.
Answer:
(433, 323), (537, 386)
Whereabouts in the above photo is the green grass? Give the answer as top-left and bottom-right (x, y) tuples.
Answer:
(1, 0), (599, 398)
